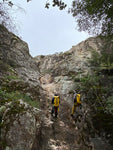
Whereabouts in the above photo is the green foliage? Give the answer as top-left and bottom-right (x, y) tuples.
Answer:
(100, 36), (113, 66)
(1, 0), (113, 36)
(105, 95), (113, 115)
(78, 71), (113, 116)
(78, 74), (104, 109)
(101, 52), (113, 67)
(74, 77), (81, 82)
(88, 50), (101, 67)
(64, 52), (72, 56)
(22, 94), (39, 108)
(45, 0), (67, 10)
(0, 83), (40, 148)
(0, 89), (39, 108)
(40, 55), (45, 59)
(93, 112), (113, 138)
(69, 0), (113, 36)
(0, 71), (39, 108)
(7, 100), (25, 114)
(88, 41), (113, 70)
(5, 75), (19, 80)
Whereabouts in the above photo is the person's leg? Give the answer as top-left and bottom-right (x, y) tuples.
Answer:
(55, 107), (58, 118)
(71, 103), (77, 116)
(51, 106), (54, 116)
(71, 105), (75, 115)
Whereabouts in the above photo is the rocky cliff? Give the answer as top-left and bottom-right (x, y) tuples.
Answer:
(0, 25), (42, 150)
(35, 36), (113, 150)
(0, 25), (113, 150)
(35, 36), (103, 102)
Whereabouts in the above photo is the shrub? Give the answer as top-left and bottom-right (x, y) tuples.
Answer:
(0, 89), (39, 108)
(88, 50), (101, 67)
(5, 75), (18, 80)
(105, 95), (113, 115)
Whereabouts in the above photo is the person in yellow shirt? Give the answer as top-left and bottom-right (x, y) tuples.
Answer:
(71, 91), (82, 117)
(51, 94), (60, 118)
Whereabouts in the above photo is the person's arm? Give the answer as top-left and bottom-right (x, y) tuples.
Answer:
(52, 97), (54, 104)
(73, 94), (76, 103)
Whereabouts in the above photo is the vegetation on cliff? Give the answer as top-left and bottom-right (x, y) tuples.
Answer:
(0, 67), (40, 149)
(72, 42), (113, 146)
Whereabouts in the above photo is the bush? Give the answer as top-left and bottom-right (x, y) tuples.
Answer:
(5, 75), (18, 80)
(105, 95), (113, 115)
(0, 89), (39, 108)
(74, 77), (81, 82)
(88, 50), (101, 67)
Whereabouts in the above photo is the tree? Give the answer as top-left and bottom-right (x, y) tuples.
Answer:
(45, 0), (67, 10)
(0, 0), (16, 32)
(69, 0), (113, 36)
(0, 0), (25, 33)
(1, 0), (113, 36)
(45, 0), (113, 36)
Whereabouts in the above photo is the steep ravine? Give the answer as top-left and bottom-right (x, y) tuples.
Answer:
(34, 37), (113, 150)
(0, 25), (113, 150)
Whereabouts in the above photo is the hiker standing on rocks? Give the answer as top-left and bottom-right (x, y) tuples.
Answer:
(51, 93), (60, 118)
(71, 91), (82, 117)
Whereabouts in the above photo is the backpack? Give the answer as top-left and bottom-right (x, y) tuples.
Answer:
(74, 94), (81, 104)
(54, 96), (60, 107)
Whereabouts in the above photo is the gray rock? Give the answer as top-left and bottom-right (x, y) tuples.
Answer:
(1, 100), (41, 150)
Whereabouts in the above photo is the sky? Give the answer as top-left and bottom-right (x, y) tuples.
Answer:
(10, 0), (90, 57)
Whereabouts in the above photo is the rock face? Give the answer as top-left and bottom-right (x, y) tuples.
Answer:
(35, 36), (113, 150)
(0, 25), (41, 150)
(0, 25), (41, 100)
(0, 25), (113, 150)
(0, 25), (40, 86)
(1, 100), (41, 150)
(35, 36), (103, 102)
(35, 36), (102, 75)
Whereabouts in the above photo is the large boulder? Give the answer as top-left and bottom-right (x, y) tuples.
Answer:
(0, 100), (41, 150)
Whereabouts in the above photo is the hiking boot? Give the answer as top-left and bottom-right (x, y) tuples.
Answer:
(55, 115), (57, 119)
(71, 114), (73, 117)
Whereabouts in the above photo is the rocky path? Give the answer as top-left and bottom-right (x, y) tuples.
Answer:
(40, 100), (80, 150)
(40, 95), (95, 150)
(38, 77), (92, 150)
(37, 74), (113, 150)
(37, 72), (113, 150)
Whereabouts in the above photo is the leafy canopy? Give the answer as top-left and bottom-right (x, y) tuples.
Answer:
(69, 0), (113, 36)
(1, 0), (113, 36)
(45, 0), (113, 36)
